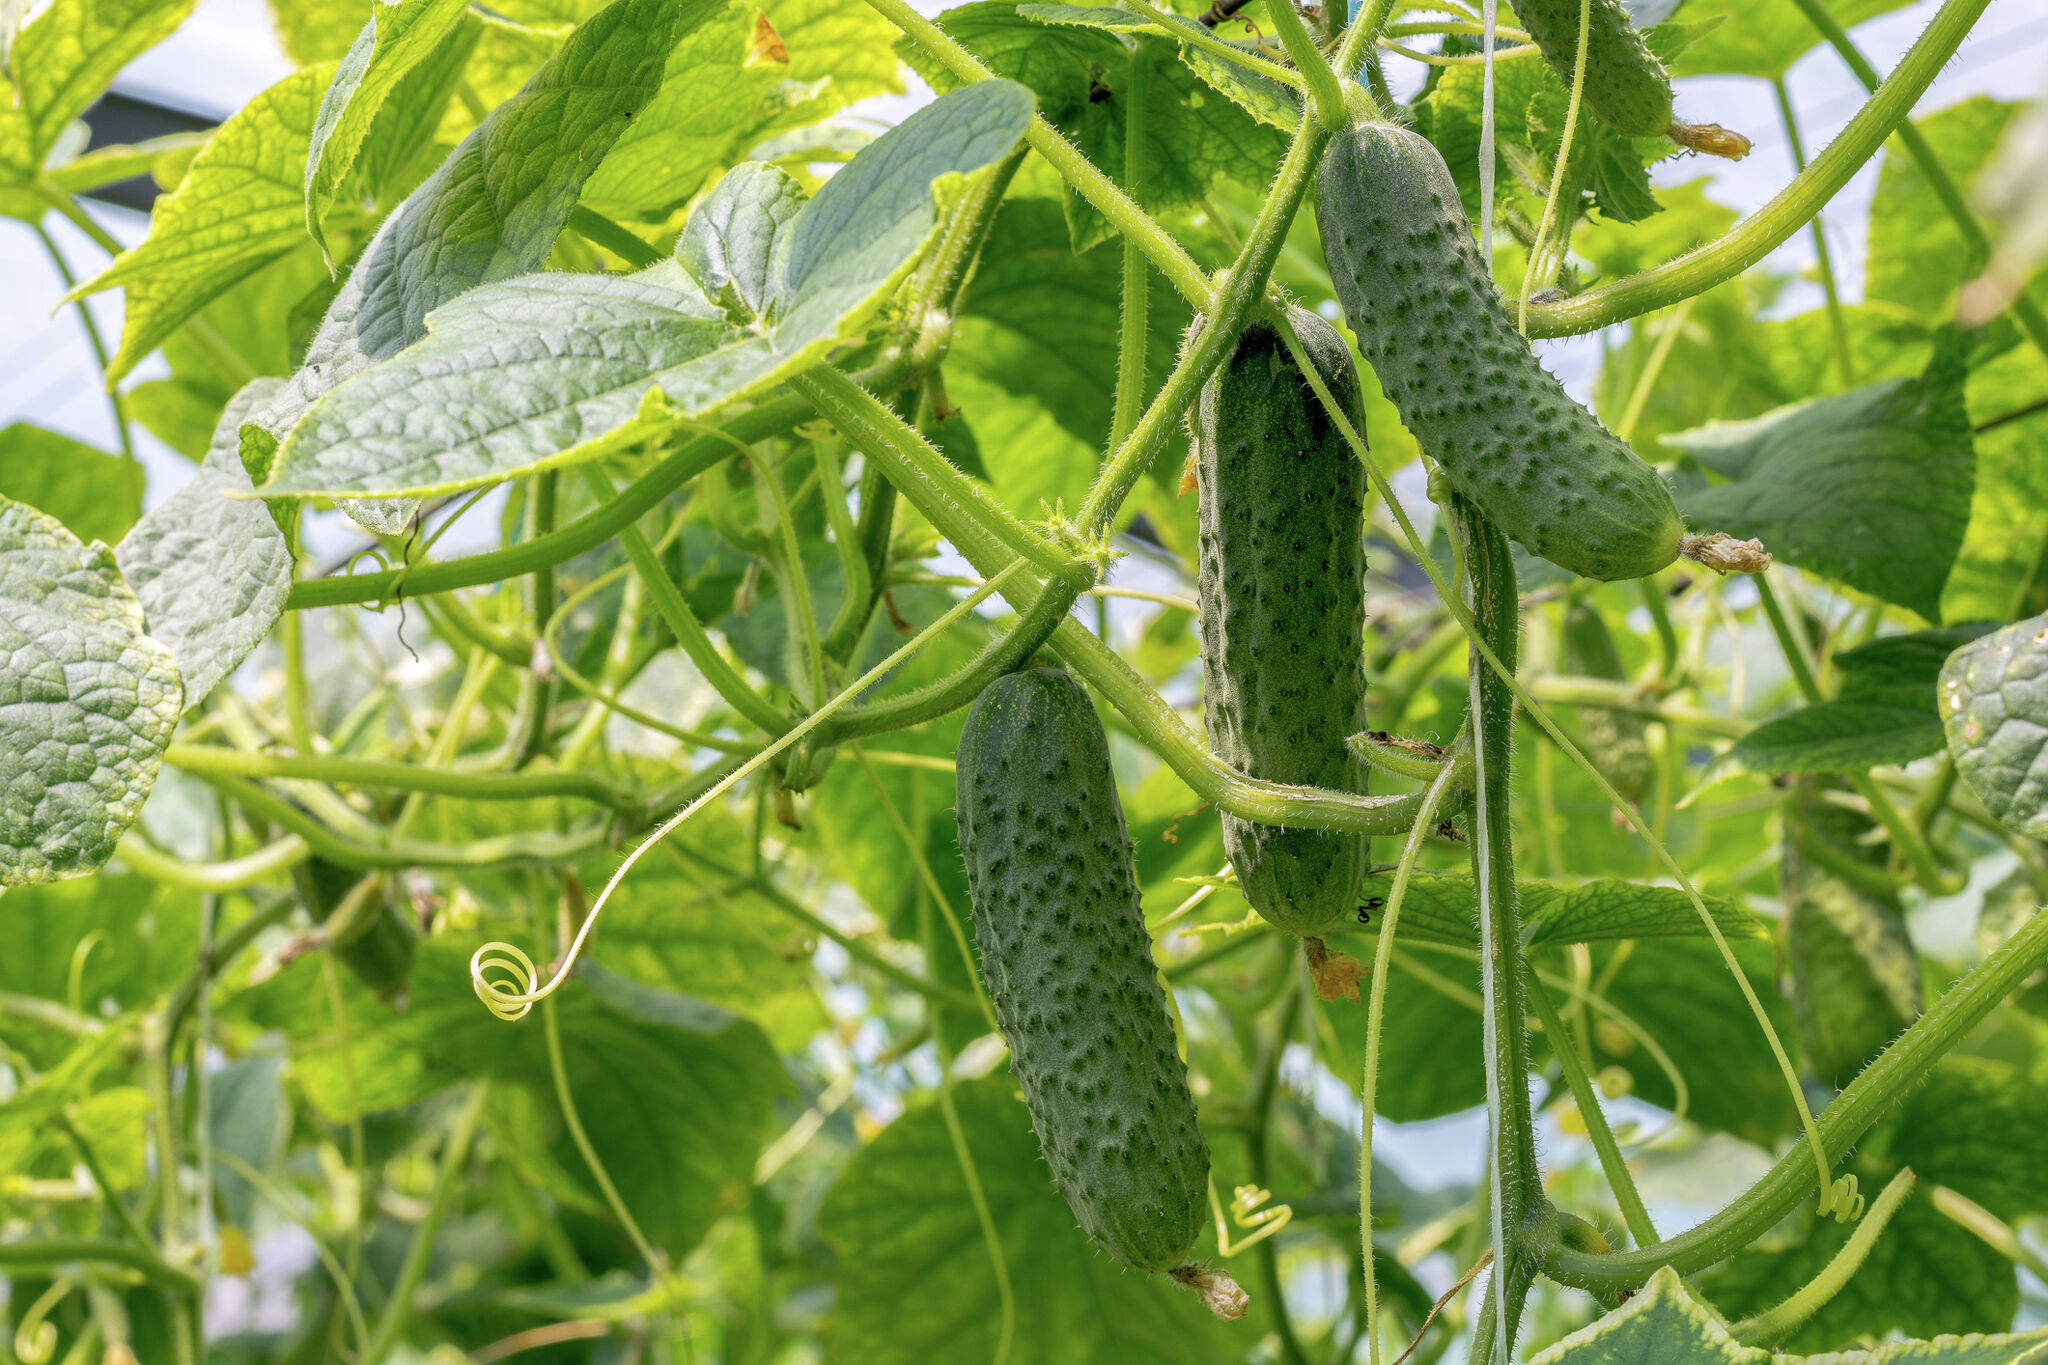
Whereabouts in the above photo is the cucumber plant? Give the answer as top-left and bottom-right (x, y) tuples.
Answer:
(1, 0), (2045, 1360)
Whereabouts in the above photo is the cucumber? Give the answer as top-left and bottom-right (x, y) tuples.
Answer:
(955, 667), (1208, 1274)
(293, 857), (416, 999)
(1196, 305), (1370, 937)
(1558, 600), (1652, 804)
(1316, 121), (1685, 582)
(1512, 0), (1673, 138)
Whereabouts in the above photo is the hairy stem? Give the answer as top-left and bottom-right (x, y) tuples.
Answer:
(1525, 976), (1658, 1248)
(1522, 0), (1993, 336)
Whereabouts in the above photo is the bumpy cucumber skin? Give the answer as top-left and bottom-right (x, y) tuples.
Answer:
(1317, 122), (1684, 582)
(955, 667), (1207, 1274)
(294, 858), (416, 998)
(1513, 0), (1674, 138)
(1196, 306), (1370, 936)
(1559, 601), (1653, 803)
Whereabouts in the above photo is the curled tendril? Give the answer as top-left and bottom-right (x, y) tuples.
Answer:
(471, 941), (542, 1022)
(1208, 1178), (1293, 1256)
(1820, 1173), (1865, 1223)
(14, 1280), (68, 1365)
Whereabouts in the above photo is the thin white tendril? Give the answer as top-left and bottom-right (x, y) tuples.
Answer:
(1478, 0), (1499, 265)
(472, 559), (1030, 1020)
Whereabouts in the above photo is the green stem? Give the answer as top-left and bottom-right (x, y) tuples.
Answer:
(1771, 74), (1855, 388)
(1754, 571), (1824, 701)
(0, 1240), (198, 1296)
(1111, 43), (1154, 454)
(360, 1081), (491, 1365)
(163, 897), (298, 1045)
(543, 996), (661, 1271)
(165, 744), (636, 809)
(814, 436), (873, 663)
(1525, 976), (1658, 1249)
(1931, 1184), (2048, 1284)
(280, 612), (318, 754)
(1265, 0), (1346, 130)
(1521, 0), (1993, 337)
(1730, 1168), (1915, 1344)
(1636, 580), (1680, 678)
(1787, 0), (2048, 359)
(196, 774), (613, 870)
(57, 1110), (159, 1255)
(1455, 500), (1543, 1359)
(1077, 120), (1332, 536)
(579, 464), (791, 735)
(755, 444), (828, 707)
(114, 833), (309, 891)
(32, 224), (134, 461)
(862, 0), (1213, 309)
(1547, 905), (2048, 1293)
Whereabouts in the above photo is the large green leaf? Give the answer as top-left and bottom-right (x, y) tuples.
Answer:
(0, 424), (143, 546)
(75, 66), (334, 383)
(1704, 1059), (2048, 1348)
(1670, 0), (1914, 81)
(1018, 4), (1300, 131)
(239, 0), (701, 534)
(1340, 873), (1766, 950)
(901, 1), (1285, 251)
(279, 941), (785, 1262)
(303, 0), (473, 263)
(1867, 99), (2024, 321)
(817, 1077), (1238, 1365)
(253, 81), (1034, 501)
(1536, 1264), (2048, 1365)
(0, 498), (180, 886)
(1941, 609), (2048, 837)
(115, 380), (294, 710)
(1671, 334), (1975, 621)
(7, 0), (195, 161)
(576, 0), (825, 220)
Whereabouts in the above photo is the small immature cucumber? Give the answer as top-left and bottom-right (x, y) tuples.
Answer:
(1558, 600), (1652, 804)
(1512, 0), (1673, 139)
(1317, 121), (1685, 582)
(955, 667), (1208, 1274)
(1196, 306), (1370, 937)
(293, 857), (416, 999)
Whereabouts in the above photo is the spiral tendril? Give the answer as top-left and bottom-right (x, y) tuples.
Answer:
(14, 1280), (68, 1365)
(471, 941), (541, 1022)
(1209, 1179), (1293, 1256)
(1820, 1172), (1864, 1223)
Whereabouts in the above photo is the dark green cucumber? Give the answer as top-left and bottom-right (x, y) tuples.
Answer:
(955, 667), (1207, 1274)
(293, 857), (415, 999)
(1512, 0), (1673, 138)
(1559, 600), (1652, 804)
(1196, 305), (1370, 936)
(1317, 121), (1685, 582)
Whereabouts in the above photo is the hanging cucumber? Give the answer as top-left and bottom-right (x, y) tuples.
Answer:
(955, 668), (1238, 1310)
(1317, 120), (1686, 582)
(1195, 305), (1371, 941)
(292, 858), (416, 999)
(1511, 0), (1750, 157)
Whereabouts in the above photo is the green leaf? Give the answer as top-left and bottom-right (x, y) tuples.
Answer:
(303, 0), (473, 263)
(759, 0), (905, 104)
(1019, 4), (1300, 130)
(679, 162), (808, 323)
(1540, 1263), (2048, 1365)
(576, 0), (827, 221)
(1868, 99), (2023, 321)
(279, 941), (785, 1262)
(254, 81), (1034, 500)
(1943, 345), (2048, 622)
(1343, 873), (1767, 950)
(7, 0), (195, 161)
(1941, 609), (2048, 837)
(0, 497), (180, 886)
(1704, 1059), (2048, 1348)
(75, 66), (334, 384)
(1671, 333), (1975, 621)
(901, 1), (1285, 251)
(1720, 703), (1946, 776)
(115, 380), (293, 710)
(1321, 948), (1486, 1121)
(946, 192), (1191, 518)
(0, 424), (143, 545)
(1670, 0), (1914, 81)
(817, 1076), (1238, 1364)
(240, 0), (701, 533)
